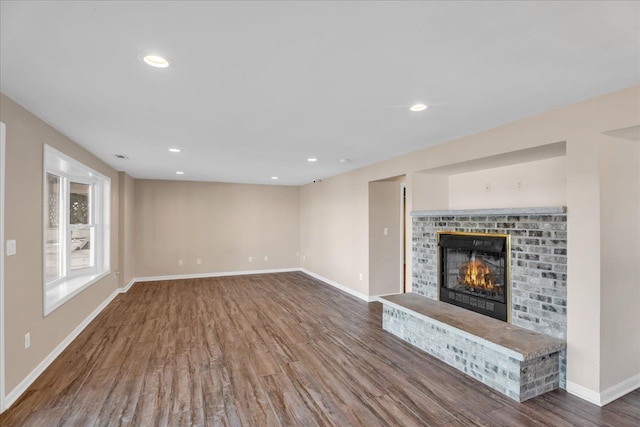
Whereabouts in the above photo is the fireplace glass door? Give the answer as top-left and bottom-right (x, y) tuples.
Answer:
(438, 232), (509, 321)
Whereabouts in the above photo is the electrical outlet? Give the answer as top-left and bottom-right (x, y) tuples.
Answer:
(264, 255), (268, 261)
(25, 333), (30, 349)
(197, 258), (202, 265)
(359, 273), (363, 281)
(178, 259), (183, 266)
(6, 239), (16, 256)
(384, 227), (389, 236)
(517, 181), (522, 189)
(249, 256), (253, 263)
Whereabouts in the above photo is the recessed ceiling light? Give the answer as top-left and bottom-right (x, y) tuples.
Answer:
(169, 148), (181, 153)
(340, 158), (351, 163)
(410, 103), (428, 112)
(143, 54), (170, 68)
(307, 158), (318, 162)
(271, 176), (279, 180)
(176, 171), (184, 175)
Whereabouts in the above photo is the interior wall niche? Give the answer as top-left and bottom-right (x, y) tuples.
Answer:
(448, 156), (566, 209)
(412, 141), (567, 212)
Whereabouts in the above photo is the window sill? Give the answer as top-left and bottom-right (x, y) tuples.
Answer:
(44, 271), (110, 316)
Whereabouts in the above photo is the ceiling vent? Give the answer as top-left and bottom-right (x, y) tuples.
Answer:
(113, 154), (129, 160)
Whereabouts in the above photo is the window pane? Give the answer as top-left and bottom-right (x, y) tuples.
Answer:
(45, 173), (62, 283)
(70, 227), (93, 270)
(70, 182), (91, 225)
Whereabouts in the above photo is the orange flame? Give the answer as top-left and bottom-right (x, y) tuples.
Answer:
(459, 260), (494, 291)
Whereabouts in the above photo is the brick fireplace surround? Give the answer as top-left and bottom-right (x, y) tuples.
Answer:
(381, 207), (568, 401)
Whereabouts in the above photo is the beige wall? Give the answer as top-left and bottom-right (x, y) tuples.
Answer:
(299, 174), (371, 296)
(118, 172), (135, 286)
(413, 173), (449, 211)
(599, 136), (640, 390)
(369, 179), (403, 296)
(565, 136), (603, 392)
(0, 93), (120, 393)
(299, 85), (640, 395)
(1, 85), (638, 405)
(133, 179), (300, 277)
(449, 157), (567, 209)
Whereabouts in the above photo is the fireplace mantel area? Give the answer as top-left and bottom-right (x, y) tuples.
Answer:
(381, 207), (568, 402)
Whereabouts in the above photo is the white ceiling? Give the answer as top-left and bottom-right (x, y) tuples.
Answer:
(1, 1), (639, 185)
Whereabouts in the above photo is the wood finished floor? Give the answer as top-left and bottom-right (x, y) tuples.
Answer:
(2, 272), (639, 426)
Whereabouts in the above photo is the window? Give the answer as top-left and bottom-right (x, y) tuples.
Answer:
(44, 145), (110, 314)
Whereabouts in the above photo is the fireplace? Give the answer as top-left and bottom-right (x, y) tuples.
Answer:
(437, 232), (510, 322)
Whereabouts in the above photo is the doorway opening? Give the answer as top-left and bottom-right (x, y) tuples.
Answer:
(402, 184), (406, 293)
(368, 175), (406, 297)
(1, 121), (6, 412)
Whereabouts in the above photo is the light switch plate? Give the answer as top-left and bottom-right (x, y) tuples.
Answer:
(6, 239), (16, 256)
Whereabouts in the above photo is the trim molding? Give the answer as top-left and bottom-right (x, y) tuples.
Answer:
(4, 287), (121, 409)
(5, 263), (637, 411)
(566, 381), (602, 406)
(0, 268), (640, 413)
(600, 374), (640, 406)
(299, 268), (370, 302)
(121, 278), (137, 293)
(368, 293), (403, 303)
(0, 122), (6, 412)
(128, 268), (301, 285)
(128, 268), (373, 304)
(2, 267), (314, 410)
(567, 374), (640, 407)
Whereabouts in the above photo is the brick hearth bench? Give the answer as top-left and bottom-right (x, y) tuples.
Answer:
(380, 293), (566, 402)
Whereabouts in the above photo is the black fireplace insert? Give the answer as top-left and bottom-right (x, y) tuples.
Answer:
(437, 232), (510, 322)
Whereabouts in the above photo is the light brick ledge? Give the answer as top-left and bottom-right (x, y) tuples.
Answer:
(381, 293), (566, 402)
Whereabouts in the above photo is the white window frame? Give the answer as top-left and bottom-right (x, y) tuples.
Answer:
(43, 145), (110, 315)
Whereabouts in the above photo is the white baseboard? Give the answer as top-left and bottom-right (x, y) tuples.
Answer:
(127, 268), (373, 304)
(368, 292), (403, 303)
(4, 287), (121, 409)
(129, 267), (372, 303)
(299, 268), (370, 302)
(566, 381), (602, 406)
(3, 268), (294, 411)
(3, 266), (375, 411)
(120, 278), (137, 293)
(128, 267), (301, 285)
(600, 373), (640, 406)
(567, 374), (640, 406)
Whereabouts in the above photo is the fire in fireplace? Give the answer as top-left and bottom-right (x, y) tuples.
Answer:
(437, 232), (510, 322)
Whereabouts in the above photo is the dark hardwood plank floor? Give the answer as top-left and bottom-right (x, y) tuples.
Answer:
(1, 272), (639, 426)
